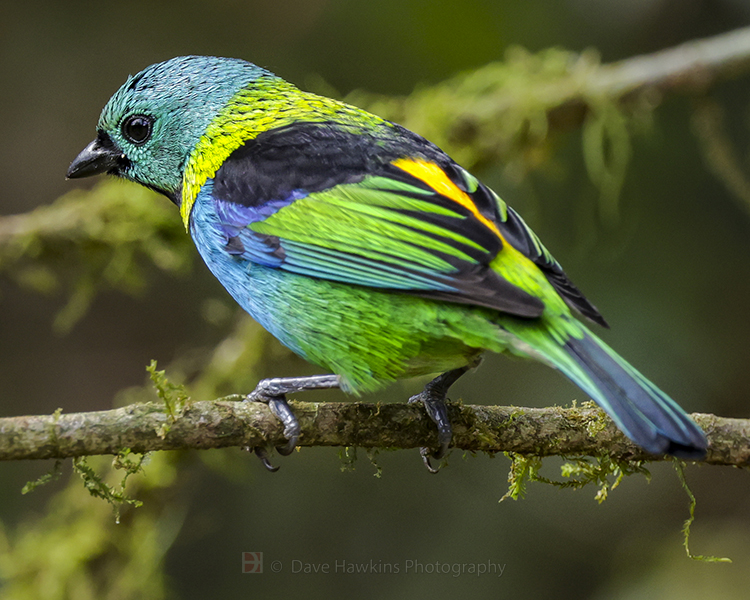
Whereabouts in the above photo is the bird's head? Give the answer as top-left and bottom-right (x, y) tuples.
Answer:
(67, 55), (273, 203)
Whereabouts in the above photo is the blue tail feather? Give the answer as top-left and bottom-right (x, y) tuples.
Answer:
(562, 331), (707, 458)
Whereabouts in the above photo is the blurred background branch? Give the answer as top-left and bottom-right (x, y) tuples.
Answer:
(0, 183), (191, 333)
(350, 25), (750, 220)
(354, 25), (750, 168)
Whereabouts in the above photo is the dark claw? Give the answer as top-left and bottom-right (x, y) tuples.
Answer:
(409, 359), (482, 473)
(245, 374), (341, 471)
(409, 389), (452, 467)
(419, 448), (441, 474)
(253, 446), (280, 472)
(420, 392), (453, 459)
(247, 391), (299, 459)
(267, 397), (300, 455)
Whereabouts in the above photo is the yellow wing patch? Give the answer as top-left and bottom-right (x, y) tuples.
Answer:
(392, 158), (558, 304)
(392, 158), (502, 237)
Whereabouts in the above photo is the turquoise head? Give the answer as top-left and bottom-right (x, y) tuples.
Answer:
(67, 55), (274, 202)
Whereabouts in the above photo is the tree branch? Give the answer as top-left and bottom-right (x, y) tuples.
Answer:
(587, 25), (750, 97)
(1, 399), (746, 466)
(351, 26), (750, 168)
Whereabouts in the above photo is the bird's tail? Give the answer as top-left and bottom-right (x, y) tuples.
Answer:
(518, 325), (707, 458)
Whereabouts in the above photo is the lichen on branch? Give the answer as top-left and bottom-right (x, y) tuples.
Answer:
(0, 398), (746, 467)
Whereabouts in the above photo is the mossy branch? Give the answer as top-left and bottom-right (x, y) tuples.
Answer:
(0, 399), (745, 466)
(353, 26), (750, 168)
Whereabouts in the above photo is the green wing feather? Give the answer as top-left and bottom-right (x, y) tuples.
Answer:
(248, 165), (548, 318)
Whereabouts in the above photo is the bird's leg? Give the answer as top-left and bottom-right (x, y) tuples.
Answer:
(246, 374), (340, 470)
(409, 357), (482, 473)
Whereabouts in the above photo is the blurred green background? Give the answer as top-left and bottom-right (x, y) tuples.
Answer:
(2, 0), (750, 598)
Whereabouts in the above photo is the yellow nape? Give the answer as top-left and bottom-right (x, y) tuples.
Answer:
(179, 80), (388, 230)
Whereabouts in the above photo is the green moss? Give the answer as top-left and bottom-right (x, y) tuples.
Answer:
(501, 451), (650, 503)
(21, 460), (63, 495)
(146, 360), (191, 436)
(559, 454), (650, 504)
(674, 460), (732, 563)
(365, 448), (384, 478)
(72, 454), (144, 523)
(338, 446), (358, 472)
(500, 453), (544, 501)
(0, 453), (182, 600)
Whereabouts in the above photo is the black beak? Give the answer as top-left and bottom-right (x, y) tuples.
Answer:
(66, 136), (123, 179)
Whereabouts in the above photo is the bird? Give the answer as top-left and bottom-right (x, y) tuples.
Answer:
(67, 55), (707, 471)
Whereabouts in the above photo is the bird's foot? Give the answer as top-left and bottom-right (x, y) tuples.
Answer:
(409, 389), (452, 473)
(246, 374), (340, 471)
(408, 358), (482, 473)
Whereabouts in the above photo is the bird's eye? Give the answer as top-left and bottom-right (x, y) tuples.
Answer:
(122, 115), (153, 145)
